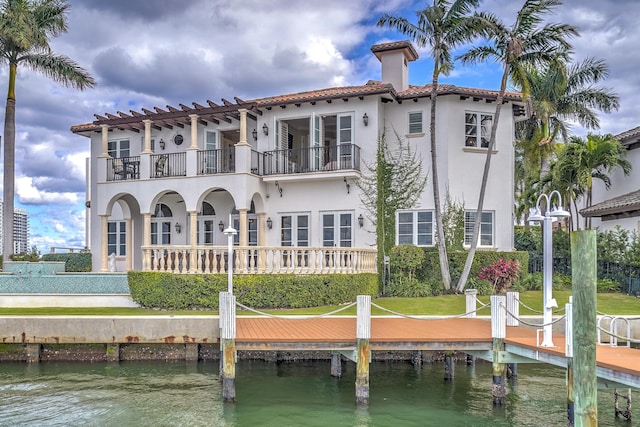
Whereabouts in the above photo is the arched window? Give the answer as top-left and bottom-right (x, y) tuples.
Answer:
(152, 203), (173, 218)
(198, 201), (216, 244)
(151, 203), (173, 244)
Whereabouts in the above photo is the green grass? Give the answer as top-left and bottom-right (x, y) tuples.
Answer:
(1, 291), (638, 316)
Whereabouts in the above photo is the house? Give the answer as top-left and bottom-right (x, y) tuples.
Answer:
(71, 40), (525, 273)
(581, 126), (640, 231)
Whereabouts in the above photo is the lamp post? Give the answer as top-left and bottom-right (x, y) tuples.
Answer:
(223, 215), (237, 294)
(528, 190), (570, 347)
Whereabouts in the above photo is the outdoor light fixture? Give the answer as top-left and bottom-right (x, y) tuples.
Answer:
(175, 222), (182, 234)
(528, 190), (570, 348)
(362, 113), (369, 126)
(266, 217), (273, 230)
(358, 214), (364, 228)
(263, 123), (269, 136)
(252, 129), (257, 141)
(159, 139), (165, 150)
(219, 220), (225, 232)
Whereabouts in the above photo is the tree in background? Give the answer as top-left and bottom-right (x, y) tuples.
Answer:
(378, 0), (484, 291)
(0, 0), (95, 261)
(454, 0), (577, 292)
(358, 129), (428, 289)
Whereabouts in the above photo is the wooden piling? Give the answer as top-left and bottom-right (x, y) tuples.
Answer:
(25, 344), (40, 363)
(444, 351), (455, 381)
(614, 388), (632, 421)
(356, 295), (371, 406)
(330, 353), (342, 378)
(106, 343), (120, 363)
(220, 291), (237, 402)
(571, 230), (597, 426)
(411, 350), (422, 368)
(491, 295), (507, 406)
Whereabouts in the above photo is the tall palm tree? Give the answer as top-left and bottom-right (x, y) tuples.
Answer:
(454, 0), (578, 292)
(545, 134), (631, 230)
(378, 0), (483, 291)
(0, 0), (95, 260)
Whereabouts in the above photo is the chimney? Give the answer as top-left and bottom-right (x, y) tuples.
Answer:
(371, 40), (419, 92)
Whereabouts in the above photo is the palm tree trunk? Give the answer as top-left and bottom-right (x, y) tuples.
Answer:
(456, 65), (510, 293)
(430, 72), (452, 290)
(2, 62), (17, 263)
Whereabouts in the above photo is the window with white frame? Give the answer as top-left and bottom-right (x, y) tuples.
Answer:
(107, 221), (126, 256)
(408, 111), (423, 134)
(397, 210), (433, 246)
(322, 212), (352, 247)
(197, 201), (216, 245)
(464, 112), (493, 148)
(464, 211), (494, 247)
(151, 203), (172, 245)
(140, 137), (156, 152)
(281, 214), (309, 246)
(108, 139), (130, 158)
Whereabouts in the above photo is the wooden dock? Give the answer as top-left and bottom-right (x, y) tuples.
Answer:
(235, 316), (640, 388)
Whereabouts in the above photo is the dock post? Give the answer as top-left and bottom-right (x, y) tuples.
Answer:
(465, 289), (477, 318)
(106, 343), (120, 363)
(220, 291), (237, 402)
(565, 296), (574, 426)
(25, 344), (40, 363)
(411, 350), (422, 368)
(444, 351), (455, 381)
(571, 230), (597, 425)
(505, 292), (519, 381)
(356, 295), (371, 406)
(491, 295), (507, 406)
(331, 353), (342, 378)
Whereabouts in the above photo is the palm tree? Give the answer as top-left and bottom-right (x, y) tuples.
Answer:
(0, 0), (95, 260)
(545, 134), (631, 230)
(378, 0), (483, 291)
(454, 0), (578, 292)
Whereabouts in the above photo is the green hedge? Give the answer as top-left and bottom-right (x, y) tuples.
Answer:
(128, 272), (379, 310)
(41, 252), (92, 272)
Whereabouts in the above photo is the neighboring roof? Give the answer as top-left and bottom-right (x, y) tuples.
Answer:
(371, 40), (419, 62)
(580, 189), (640, 218)
(70, 82), (525, 135)
(615, 125), (640, 142)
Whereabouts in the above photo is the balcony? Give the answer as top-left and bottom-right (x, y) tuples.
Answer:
(103, 144), (361, 182)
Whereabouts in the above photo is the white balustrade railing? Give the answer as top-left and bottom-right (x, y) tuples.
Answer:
(141, 245), (378, 274)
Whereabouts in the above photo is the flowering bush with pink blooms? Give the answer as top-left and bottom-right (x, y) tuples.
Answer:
(477, 258), (521, 295)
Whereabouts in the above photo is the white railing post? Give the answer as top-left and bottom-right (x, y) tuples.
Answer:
(506, 291), (519, 327)
(491, 295), (506, 340)
(465, 289), (477, 318)
(356, 295), (371, 405)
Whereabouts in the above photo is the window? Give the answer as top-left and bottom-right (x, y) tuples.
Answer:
(465, 112), (493, 148)
(408, 111), (423, 134)
(205, 130), (218, 150)
(140, 137), (155, 152)
(107, 221), (126, 256)
(197, 201), (216, 245)
(108, 139), (130, 158)
(281, 214), (309, 246)
(322, 212), (352, 247)
(397, 210), (433, 246)
(151, 203), (172, 245)
(464, 211), (494, 247)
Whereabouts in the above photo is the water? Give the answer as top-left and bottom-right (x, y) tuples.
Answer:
(0, 359), (634, 426)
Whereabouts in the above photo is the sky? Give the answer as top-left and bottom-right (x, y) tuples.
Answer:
(0, 0), (638, 254)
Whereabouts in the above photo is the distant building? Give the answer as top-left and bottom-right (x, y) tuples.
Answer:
(0, 200), (30, 255)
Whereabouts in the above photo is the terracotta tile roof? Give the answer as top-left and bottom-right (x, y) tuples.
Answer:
(580, 189), (640, 217)
(615, 125), (640, 144)
(371, 40), (419, 62)
(399, 83), (523, 102)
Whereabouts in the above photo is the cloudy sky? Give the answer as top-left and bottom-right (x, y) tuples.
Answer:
(0, 0), (637, 253)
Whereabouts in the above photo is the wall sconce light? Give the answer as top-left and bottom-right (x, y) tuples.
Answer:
(275, 181), (283, 197)
(362, 113), (369, 126)
(252, 129), (257, 141)
(175, 222), (182, 234)
(344, 177), (350, 194)
(219, 220), (225, 232)
(263, 123), (269, 136)
(358, 214), (364, 228)
(266, 217), (273, 230)
(159, 138), (165, 150)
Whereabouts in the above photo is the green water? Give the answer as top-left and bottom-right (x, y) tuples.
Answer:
(0, 360), (634, 426)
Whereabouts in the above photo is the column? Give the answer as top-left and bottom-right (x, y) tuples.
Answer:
(99, 124), (109, 157)
(189, 114), (199, 150)
(189, 210), (198, 273)
(100, 215), (109, 272)
(125, 217), (133, 271)
(356, 295), (371, 406)
(143, 213), (151, 271)
(257, 212), (266, 246)
(237, 109), (249, 146)
(491, 295), (507, 406)
(220, 292), (237, 402)
(238, 208), (248, 247)
(142, 119), (152, 153)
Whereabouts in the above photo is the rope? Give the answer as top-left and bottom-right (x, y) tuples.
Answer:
(597, 310), (640, 320)
(597, 325), (640, 344)
(234, 301), (357, 319)
(514, 297), (565, 314)
(369, 301), (490, 320)
(503, 304), (566, 328)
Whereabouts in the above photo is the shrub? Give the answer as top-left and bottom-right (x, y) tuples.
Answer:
(128, 272), (378, 310)
(389, 244), (425, 283)
(597, 278), (621, 293)
(477, 258), (521, 295)
(41, 252), (92, 272)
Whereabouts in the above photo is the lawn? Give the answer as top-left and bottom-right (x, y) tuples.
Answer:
(1, 291), (638, 316)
